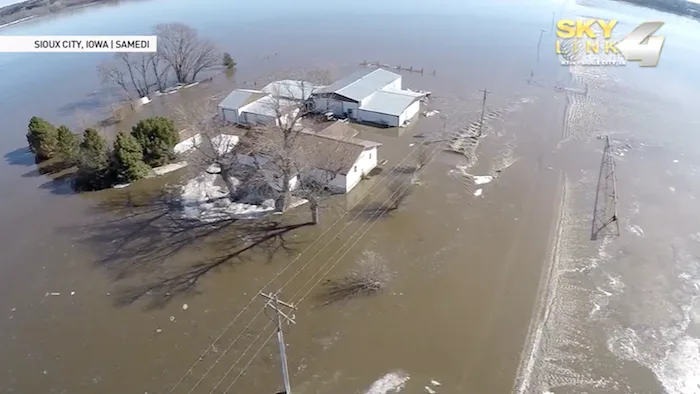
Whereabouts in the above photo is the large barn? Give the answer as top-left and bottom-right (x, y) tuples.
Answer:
(311, 68), (426, 127)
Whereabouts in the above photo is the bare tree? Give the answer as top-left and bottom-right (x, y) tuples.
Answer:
(98, 52), (170, 104)
(174, 100), (265, 200)
(416, 144), (429, 170)
(153, 23), (220, 84)
(248, 74), (365, 224)
(317, 250), (393, 305)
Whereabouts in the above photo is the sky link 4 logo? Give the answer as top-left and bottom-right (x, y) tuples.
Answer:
(555, 19), (666, 67)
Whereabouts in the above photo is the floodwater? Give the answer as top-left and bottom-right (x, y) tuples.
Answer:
(0, 0), (698, 393)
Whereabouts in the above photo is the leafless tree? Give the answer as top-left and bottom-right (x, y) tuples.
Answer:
(416, 144), (429, 170)
(174, 100), (266, 200)
(153, 23), (220, 84)
(317, 250), (393, 305)
(248, 74), (362, 224)
(98, 52), (170, 104)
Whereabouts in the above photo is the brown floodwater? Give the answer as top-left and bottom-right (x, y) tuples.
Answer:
(2, 0), (699, 393)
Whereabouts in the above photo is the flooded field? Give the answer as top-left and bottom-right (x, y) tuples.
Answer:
(1, 0), (700, 393)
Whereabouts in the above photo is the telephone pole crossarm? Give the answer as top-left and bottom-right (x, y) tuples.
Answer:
(260, 292), (297, 394)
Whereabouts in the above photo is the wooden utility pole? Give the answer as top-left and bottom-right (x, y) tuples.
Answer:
(477, 89), (490, 137)
(536, 29), (546, 64)
(260, 292), (297, 394)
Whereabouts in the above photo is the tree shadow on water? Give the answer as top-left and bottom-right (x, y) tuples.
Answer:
(4, 147), (35, 166)
(70, 188), (313, 309)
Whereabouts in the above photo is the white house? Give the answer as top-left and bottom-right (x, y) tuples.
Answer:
(234, 121), (381, 194)
(301, 125), (381, 193)
(311, 68), (427, 127)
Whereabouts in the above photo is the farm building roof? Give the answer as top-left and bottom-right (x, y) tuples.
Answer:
(218, 89), (267, 110)
(316, 68), (401, 102)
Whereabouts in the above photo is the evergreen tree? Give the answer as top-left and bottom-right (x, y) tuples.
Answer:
(55, 125), (79, 165)
(113, 131), (151, 182)
(223, 52), (236, 69)
(74, 128), (111, 191)
(26, 116), (58, 161)
(131, 116), (178, 167)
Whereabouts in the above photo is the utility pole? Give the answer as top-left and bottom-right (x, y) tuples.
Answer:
(536, 29), (546, 64)
(260, 292), (297, 394)
(477, 89), (490, 137)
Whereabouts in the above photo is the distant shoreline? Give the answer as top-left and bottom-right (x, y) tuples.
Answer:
(0, 0), (110, 27)
(615, 0), (700, 21)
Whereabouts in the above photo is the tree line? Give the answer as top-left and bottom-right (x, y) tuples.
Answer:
(98, 23), (236, 104)
(26, 116), (180, 191)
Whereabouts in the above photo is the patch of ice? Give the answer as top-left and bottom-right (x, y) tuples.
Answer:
(473, 175), (493, 185)
(150, 161), (188, 177)
(364, 371), (410, 394)
(474, 188), (483, 197)
(626, 224), (645, 237)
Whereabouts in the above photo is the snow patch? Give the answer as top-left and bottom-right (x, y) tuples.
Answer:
(174, 134), (202, 155)
(210, 134), (239, 156)
(474, 188), (483, 197)
(365, 371), (410, 394)
(149, 161), (188, 177)
(179, 173), (306, 222)
(473, 175), (493, 185)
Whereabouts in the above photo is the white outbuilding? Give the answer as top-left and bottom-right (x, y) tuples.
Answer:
(218, 88), (300, 127)
(311, 68), (427, 127)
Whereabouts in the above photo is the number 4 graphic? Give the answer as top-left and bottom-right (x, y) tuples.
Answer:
(616, 21), (666, 67)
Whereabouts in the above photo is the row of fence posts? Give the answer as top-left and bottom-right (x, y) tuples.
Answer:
(360, 60), (436, 76)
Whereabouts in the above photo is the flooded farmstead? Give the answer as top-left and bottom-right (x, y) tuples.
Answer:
(2, 0), (700, 393)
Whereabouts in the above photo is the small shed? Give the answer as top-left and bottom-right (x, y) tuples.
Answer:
(218, 89), (267, 124)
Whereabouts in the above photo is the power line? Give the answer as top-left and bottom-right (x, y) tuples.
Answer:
(167, 103), (463, 394)
(218, 99), (474, 393)
(204, 133), (451, 394)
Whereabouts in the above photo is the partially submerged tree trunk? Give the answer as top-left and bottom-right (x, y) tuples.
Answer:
(308, 194), (319, 224)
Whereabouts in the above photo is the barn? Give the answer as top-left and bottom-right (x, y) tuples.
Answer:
(311, 68), (426, 127)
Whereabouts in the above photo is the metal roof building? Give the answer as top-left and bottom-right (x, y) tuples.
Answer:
(317, 68), (401, 102)
(311, 68), (428, 127)
(359, 90), (423, 117)
(218, 89), (267, 111)
(261, 80), (325, 101)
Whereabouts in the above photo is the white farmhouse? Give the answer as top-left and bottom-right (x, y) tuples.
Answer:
(311, 68), (426, 127)
(234, 121), (381, 194)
